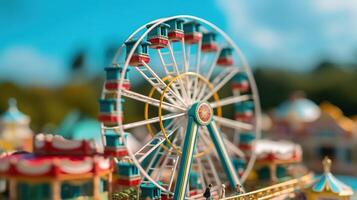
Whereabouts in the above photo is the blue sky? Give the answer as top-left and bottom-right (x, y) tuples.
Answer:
(1, 0), (357, 86)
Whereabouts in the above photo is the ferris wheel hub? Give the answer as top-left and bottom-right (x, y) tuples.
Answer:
(189, 102), (213, 126)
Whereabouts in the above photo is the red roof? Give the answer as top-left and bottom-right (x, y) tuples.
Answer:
(0, 134), (112, 178)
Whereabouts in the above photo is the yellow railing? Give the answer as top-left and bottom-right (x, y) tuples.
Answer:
(223, 173), (314, 200)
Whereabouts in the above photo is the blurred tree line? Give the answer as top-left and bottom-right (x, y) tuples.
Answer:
(255, 61), (357, 115)
(0, 60), (356, 132)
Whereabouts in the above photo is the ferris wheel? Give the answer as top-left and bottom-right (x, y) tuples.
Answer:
(99, 15), (262, 199)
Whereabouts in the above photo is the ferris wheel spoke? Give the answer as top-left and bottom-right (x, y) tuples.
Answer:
(154, 136), (181, 188)
(180, 39), (189, 73)
(191, 38), (203, 101)
(206, 47), (222, 80)
(157, 50), (170, 76)
(156, 49), (183, 101)
(194, 157), (207, 190)
(144, 144), (164, 174)
(197, 129), (222, 187)
(120, 89), (185, 112)
(184, 44), (194, 100)
(134, 121), (180, 163)
(145, 134), (179, 181)
(180, 38), (193, 103)
(201, 67), (240, 101)
(186, 44), (191, 70)
(120, 112), (185, 130)
(167, 43), (190, 101)
(206, 121), (241, 188)
(221, 134), (245, 158)
(195, 48), (222, 101)
(138, 61), (187, 107)
(195, 36), (203, 74)
(210, 94), (251, 108)
(214, 116), (253, 131)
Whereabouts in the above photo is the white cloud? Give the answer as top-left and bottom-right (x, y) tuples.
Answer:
(215, 0), (357, 68)
(313, 0), (357, 13)
(250, 29), (281, 51)
(215, 0), (283, 48)
(0, 46), (68, 86)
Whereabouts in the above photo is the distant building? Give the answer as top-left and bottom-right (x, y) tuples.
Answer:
(56, 110), (102, 146)
(271, 92), (321, 139)
(302, 103), (357, 175)
(56, 110), (141, 153)
(0, 98), (33, 152)
(247, 139), (304, 187)
(0, 133), (111, 200)
(0, 132), (146, 199)
(268, 93), (357, 176)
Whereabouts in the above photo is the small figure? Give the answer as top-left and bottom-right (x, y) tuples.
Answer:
(203, 184), (213, 200)
(235, 184), (244, 195)
(220, 184), (226, 199)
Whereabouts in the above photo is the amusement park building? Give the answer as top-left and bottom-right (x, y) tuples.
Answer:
(0, 134), (112, 200)
(269, 95), (357, 176)
(0, 98), (33, 153)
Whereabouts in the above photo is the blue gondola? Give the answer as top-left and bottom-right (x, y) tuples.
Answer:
(235, 101), (254, 121)
(232, 158), (246, 176)
(183, 21), (202, 44)
(232, 73), (249, 92)
(239, 132), (255, 151)
(167, 18), (185, 42)
(140, 182), (162, 200)
(104, 130), (128, 157)
(98, 99), (124, 126)
(104, 66), (131, 91)
(202, 32), (218, 52)
(125, 39), (151, 66)
(235, 101), (254, 113)
(189, 171), (202, 189)
(115, 161), (141, 186)
(217, 47), (233, 66)
(147, 23), (170, 49)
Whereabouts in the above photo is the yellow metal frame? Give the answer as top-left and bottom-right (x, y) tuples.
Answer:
(157, 72), (222, 157)
(224, 173), (314, 200)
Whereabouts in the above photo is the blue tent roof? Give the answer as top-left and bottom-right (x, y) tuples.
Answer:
(71, 119), (101, 142)
(0, 98), (28, 123)
(312, 172), (352, 194)
(275, 98), (320, 122)
(57, 110), (101, 142)
(311, 157), (353, 196)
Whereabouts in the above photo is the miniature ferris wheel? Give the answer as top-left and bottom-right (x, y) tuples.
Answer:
(99, 15), (261, 199)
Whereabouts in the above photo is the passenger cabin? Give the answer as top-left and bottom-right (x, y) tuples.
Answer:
(98, 99), (123, 126)
(167, 18), (185, 42)
(239, 132), (255, 151)
(125, 39), (151, 66)
(189, 171), (202, 190)
(147, 23), (170, 49)
(232, 73), (249, 92)
(217, 47), (233, 66)
(113, 161), (141, 190)
(104, 66), (130, 91)
(201, 32), (218, 52)
(183, 21), (202, 44)
(235, 101), (254, 122)
(140, 183), (162, 200)
(232, 158), (245, 177)
(104, 130), (128, 157)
